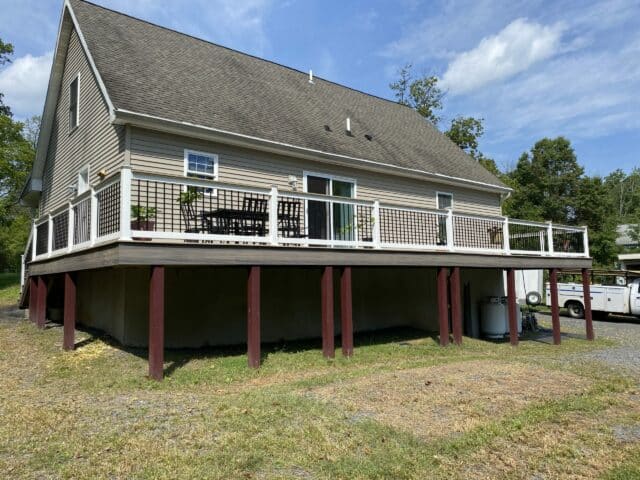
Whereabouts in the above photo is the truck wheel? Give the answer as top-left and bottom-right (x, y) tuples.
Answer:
(526, 291), (542, 306)
(566, 301), (585, 319)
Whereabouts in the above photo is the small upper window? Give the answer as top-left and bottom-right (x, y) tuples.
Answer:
(184, 150), (218, 195)
(437, 192), (453, 210)
(77, 165), (89, 194)
(69, 75), (80, 130)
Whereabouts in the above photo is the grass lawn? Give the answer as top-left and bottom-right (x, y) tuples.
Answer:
(1, 274), (639, 479)
(0, 272), (20, 307)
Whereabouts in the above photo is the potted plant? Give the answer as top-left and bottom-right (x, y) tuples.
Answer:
(488, 225), (503, 245)
(131, 205), (157, 238)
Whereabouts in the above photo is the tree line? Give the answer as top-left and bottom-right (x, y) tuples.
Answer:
(390, 64), (639, 266)
(0, 38), (37, 272)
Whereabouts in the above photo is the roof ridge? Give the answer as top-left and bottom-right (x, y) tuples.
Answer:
(74, 0), (410, 111)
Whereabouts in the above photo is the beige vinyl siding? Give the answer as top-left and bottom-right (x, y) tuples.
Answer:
(40, 29), (125, 213)
(130, 128), (502, 216)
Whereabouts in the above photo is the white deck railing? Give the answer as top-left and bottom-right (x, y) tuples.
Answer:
(25, 167), (590, 267)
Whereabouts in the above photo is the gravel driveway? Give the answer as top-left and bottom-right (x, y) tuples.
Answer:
(538, 312), (640, 380)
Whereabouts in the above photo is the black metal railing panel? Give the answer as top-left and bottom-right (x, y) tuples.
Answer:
(453, 215), (504, 250)
(131, 179), (271, 238)
(379, 207), (445, 246)
(73, 197), (91, 245)
(97, 181), (120, 237)
(52, 211), (69, 251)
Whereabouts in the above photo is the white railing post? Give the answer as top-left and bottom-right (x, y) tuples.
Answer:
(90, 187), (98, 246)
(269, 185), (278, 245)
(67, 202), (74, 252)
(120, 167), (132, 241)
(47, 214), (53, 257)
(31, 221), (37, 261)
(372, 200), (381, 249)
(503, 217), (511, 255)
(582, 226), (590, 258)
(547, 222), (554, 256)
(446, 208), (454, 251)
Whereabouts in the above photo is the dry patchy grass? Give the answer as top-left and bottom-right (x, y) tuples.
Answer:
(0, 307), (637, 479)
(309, 360), (592, 440)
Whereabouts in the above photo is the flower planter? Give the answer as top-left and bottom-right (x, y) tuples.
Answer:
(131, 220), (155, 241)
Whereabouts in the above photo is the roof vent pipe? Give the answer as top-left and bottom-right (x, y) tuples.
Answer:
(309, 70), (314, 84)
(346, 117), (351, 134)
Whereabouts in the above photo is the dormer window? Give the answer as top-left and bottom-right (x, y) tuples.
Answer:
(69, 75), (80, 130)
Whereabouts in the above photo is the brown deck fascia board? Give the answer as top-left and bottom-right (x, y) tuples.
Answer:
(27, 242), (593, 276)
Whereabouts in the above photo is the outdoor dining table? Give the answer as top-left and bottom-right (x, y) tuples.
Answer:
(202, 208), (268, 235)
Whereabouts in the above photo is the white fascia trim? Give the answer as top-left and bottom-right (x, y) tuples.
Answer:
(65, 0), (115, 115)
(31, 0), (116, 185)
(113, 108), (512, 195)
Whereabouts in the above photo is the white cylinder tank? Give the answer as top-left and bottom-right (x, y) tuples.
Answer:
(480, 296), (522, 339)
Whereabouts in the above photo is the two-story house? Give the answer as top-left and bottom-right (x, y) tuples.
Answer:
(20, 0), (594, 380)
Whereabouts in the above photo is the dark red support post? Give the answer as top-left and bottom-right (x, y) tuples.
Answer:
(36, 276), (47, 329)
(581, 268), (594, 341)
(321, 266), (335, 359)
(340, 266), (353, 357)
(63, 272), (76, 351)
(148, 266), (165, 380)
(29, 276), (37, 322)
(450, 267), (462, 345)
(437, 267), (450, 346)
(247, 266), (261, 368)
(506, 268), (519, 346)
(549, 268), (561, 345)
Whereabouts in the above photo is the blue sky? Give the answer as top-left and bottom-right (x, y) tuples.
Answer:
(1, 0), (638, 175)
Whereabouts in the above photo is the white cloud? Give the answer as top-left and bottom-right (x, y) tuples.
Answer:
(0, 51), (53, 119)
(441, 18), (564, 94)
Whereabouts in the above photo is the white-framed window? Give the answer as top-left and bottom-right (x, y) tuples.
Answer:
(69, 73), (80, 130)
(77, 165), (89, 195)
(436, 191), (453, 210)
(184, 149), (219, 195)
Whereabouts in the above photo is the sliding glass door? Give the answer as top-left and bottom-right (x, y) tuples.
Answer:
(305, 174), (356, 241)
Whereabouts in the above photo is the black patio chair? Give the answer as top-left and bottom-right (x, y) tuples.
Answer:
(240, 197), (268, 235)
(278, 200), (306, 238)
(180, 201), (202, 233)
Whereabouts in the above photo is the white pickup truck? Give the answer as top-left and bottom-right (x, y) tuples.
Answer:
(545, 277), (640, 319)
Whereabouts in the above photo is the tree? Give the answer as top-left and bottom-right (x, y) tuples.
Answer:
(0, 114), (36, 271)
(573, 176), (618, 266)
(0, 38), (14, 117)
(389, 65), (444, 126)
(503, 137), (583, 224)
(389, 63), (412, 106)
(445, 116), (484, 159)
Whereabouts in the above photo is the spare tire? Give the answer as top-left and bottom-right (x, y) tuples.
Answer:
(525, 291), (542, 306)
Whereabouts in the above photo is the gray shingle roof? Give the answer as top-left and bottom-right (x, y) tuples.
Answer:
(71, 0), (506, 189)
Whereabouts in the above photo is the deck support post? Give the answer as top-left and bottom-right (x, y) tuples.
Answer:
(36, 276), (47, 329)
(148, 265), (165, 380)
(506, 268), (519, 346)
(549, 268), (561, 345)
(63, 272), (76, 351)
(437, 267), (449, 346)
(340, 266), (353, 357)
(29, 276), (37, 322)
(581, 268), (594, 341)
(247, 266), (261, 368)
(321, 266), (335, 359)
(450, 267), (462, 345)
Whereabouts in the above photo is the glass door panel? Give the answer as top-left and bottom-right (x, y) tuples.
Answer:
(307, 176), (329, 239)
(332, 180), (355, 241)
